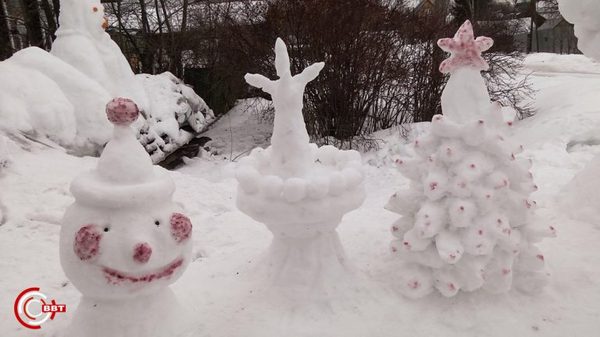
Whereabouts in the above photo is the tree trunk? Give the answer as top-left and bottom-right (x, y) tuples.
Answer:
(21, 0), (45, 48)
(40, 0), (57, 42)
(0, 0), (13, 60)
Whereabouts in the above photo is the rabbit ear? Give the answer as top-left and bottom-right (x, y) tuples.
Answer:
(244, 73), (275, 94)
(294, 62), (325, 85)
(274, 38), (291, 78)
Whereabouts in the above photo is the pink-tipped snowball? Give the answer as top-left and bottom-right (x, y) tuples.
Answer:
(106, 97), (140, 126)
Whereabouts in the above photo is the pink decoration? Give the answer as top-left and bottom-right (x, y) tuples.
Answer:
(133, 242), (152, 264)
(170, 213), (192, 244)
(437, 20), (494, 74)
(74, 225), (102, 261)
(106, 97), (139, 126)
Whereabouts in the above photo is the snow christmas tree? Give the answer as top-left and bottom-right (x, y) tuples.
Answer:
(236, 39), (365, 299)
(60, 98), (193, 337)
(386, 21), (556, 298)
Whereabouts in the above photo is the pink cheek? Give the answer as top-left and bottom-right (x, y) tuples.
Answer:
(170, 213), (192, 244)
(74, 225), (102, 261)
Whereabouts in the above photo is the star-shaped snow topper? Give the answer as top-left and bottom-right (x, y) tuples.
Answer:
(437, 20), (494, 74)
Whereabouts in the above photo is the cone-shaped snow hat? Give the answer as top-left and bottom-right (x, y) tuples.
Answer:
(70, 98), (174, 208)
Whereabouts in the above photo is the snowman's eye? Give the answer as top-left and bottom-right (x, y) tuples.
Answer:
(154, 220), (160, 227)
(93, 6), (98, 12)
(103, 226), (110, 232)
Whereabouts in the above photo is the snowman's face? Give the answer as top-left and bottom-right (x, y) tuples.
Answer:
(87, 1), (108, 37)
(60, 202), (193, 299)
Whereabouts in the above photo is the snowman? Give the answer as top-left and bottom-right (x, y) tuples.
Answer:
(51, 0), (150, 113)
(60, 98), (193, 337)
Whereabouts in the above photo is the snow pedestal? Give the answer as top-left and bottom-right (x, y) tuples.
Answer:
(236, 39), (365, 300)
(387, 21), (555, 299)
(60, 98), (193, 337)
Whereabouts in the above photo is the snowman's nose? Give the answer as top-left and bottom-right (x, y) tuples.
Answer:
(133, 242), (152, 264)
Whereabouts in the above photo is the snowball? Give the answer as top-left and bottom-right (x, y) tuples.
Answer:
(437, 140), (466, 164)
(317, 145), (339, 166)
(461, 224), (496, 256)
(391, 217), (413, 238)
(394, 157), (423, 181)
(342, 167), (364, 188)
(261, 175), (284, 199)
(413, 134), (438, 157)
(433, 268), (461, 297)
(282, 178), (307, 203)
(423, 169), (449, 201)
(435, 230), (464, 264)
(402, 228), (433, 252)
(449, 176), (472, 198)
(236, 166), (261, 194)
(414, 202), (446, 239)
(307, 176), (330, 199)
(385, 189), (422, 215)
(448, 198), (477, 229)
(328, 172), (346, 196)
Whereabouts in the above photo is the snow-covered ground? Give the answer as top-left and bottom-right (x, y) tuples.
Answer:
(1, 53), (600, 336)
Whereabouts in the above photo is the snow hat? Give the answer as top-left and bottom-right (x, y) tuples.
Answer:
(70, 98), (175, 208)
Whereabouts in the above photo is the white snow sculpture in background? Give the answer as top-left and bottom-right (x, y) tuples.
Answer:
(236, 38), (365, 298)
(558, 0), (600, 60)
(60, 98), (193, 337)
(386, 21), (555, 298)
(51, 0), (150, 112)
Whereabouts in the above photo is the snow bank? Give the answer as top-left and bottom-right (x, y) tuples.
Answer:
(524, 53), (600, 74)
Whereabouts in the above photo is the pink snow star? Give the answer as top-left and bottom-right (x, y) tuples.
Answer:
(106, 97), (140, 126)
(437, 20), (494, 74)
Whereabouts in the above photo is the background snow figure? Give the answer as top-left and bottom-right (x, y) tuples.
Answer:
(558, 0), (600, 61)
(51, 0), (150, 112)
(386, 21), (555, 298)
(235, 38), (366, 301)
(60, 98), (193, 337)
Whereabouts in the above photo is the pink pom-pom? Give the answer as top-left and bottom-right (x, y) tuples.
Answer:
(106, 97), (139, 126)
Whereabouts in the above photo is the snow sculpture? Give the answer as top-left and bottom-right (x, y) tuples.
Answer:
(51, 0), (150, 112)
(386, 21), (555, 298)
(60, 98), (193, 337)
(558, 0), (600, 60)
(236, 39), (365, 296)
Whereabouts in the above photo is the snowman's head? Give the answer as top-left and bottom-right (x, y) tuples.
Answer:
(58, 0), (108, 39)
(60, 98), (193, 299)
(87, 1), (109, 38)
(61, 201), (192, 299)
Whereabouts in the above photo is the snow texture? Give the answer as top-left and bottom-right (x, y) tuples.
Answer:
(386, 23), (554, 298)
(60, 99), (193, 337)
(558, 0), (600, 60)
(236, 39), (366, 299)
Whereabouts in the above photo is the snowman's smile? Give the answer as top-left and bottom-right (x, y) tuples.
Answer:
(102, 258), (184, 284)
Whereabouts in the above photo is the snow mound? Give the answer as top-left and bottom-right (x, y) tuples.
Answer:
(0, 53), (77, 146)
(137, 72), (215, 163)
(524, 53), (600, 74)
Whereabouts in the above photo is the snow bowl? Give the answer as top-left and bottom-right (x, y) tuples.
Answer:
(236, 145), (365, 234)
